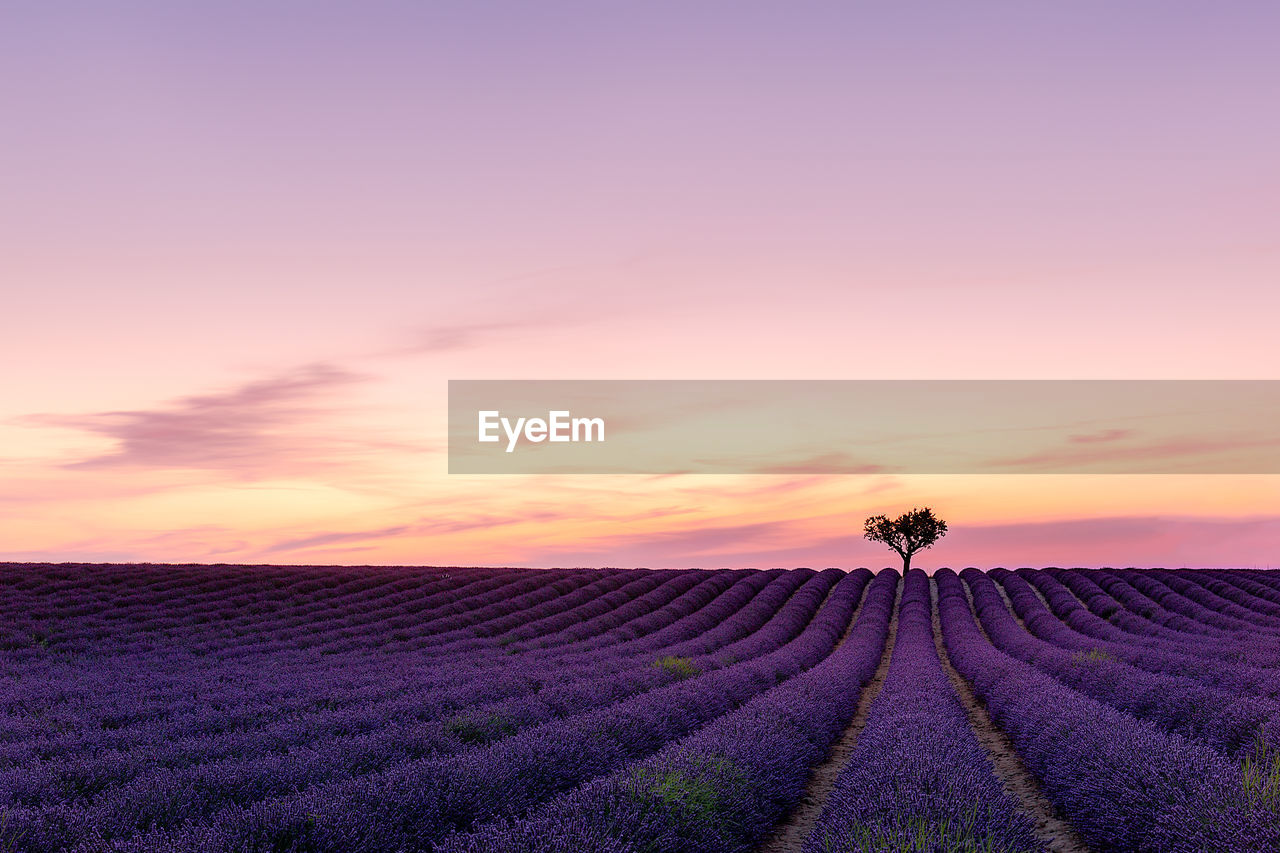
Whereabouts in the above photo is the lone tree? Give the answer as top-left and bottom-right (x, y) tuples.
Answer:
(863, 507), (948, 572)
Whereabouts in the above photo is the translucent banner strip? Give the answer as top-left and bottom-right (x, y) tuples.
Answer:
(448, 380), (1280, 474)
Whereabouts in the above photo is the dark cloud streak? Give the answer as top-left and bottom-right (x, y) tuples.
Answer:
(25, 363), (368, 477)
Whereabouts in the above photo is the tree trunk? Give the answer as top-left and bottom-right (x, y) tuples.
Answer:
(902, 551), (912, 573)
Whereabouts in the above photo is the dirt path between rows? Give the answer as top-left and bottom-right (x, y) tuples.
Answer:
(932, 578), (1094, 853)
(754, 576), (902, 853)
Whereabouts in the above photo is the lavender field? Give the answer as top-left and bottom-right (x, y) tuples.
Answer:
(2, 563), (1280, 852)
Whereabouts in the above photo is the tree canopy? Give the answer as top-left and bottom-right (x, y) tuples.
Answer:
(863, 507), (948, 571)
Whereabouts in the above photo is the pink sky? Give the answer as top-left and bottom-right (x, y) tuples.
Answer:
(2, 3), (1278, 568)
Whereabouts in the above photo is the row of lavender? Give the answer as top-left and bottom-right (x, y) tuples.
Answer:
(0, 568), (677, 770)
(937, 569), (1280, 852)
(0, 567), (778, 757)
(7, 563), (1280, 851)
(0, 564), (871, 851)
(25, 573), (849, 850)
(427, 566), (1280, 853)
(91, 570), (869, 853)
(801, 569), (1039, 852)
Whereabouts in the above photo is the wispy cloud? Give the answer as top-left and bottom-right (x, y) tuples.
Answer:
(938, 515), (1280, 568)
(264, 525), (413, 554)
(988, 434), (1280, 472)
(389, 307), (600, 358)
(259, 509), (577, 556)
(1067, 428), (1134, 444)
(403, 320), (541, 354)
(751, 453), (889, 475)
(24, 363), (369, 477)
(525, 518), (799, 566)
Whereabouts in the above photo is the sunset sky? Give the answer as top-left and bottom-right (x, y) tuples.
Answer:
(3, 2), (1278, 568)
